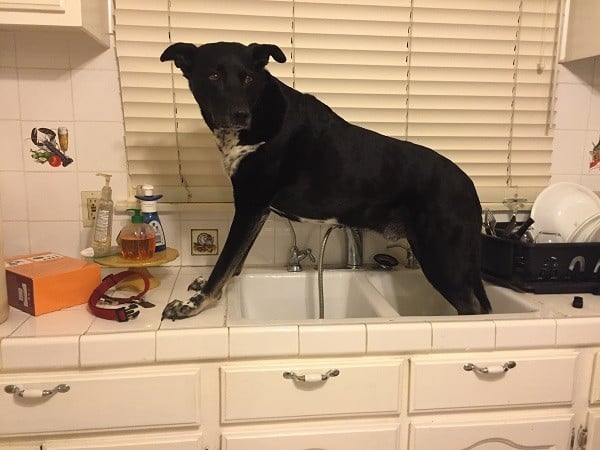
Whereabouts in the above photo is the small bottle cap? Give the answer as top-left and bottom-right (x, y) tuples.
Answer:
(572, 296), (584, 309)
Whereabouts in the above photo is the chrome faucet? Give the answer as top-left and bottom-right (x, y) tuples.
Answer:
(288, 246), (315, 272)
(285, 219), (315, 272)
(344, 227), (363, 269)
(387, 241), (419, 269)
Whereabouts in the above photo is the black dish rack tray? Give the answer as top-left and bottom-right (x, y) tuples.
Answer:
(481, 222), (600, 294)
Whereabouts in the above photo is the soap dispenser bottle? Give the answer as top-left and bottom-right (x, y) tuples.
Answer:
(118, 209), (156, 260)
(91, 173), (114, 257)
(135, 184), (166, 252)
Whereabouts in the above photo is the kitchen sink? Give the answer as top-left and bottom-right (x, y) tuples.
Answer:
(226, 267), (540, 325)
(365, 270), (540, 318)
(225, 268), (398, 325)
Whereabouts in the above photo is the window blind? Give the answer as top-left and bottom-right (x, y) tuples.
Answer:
(114, 0), (561, 204)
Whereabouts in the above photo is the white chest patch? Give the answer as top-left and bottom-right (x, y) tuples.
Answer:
(214, 130), (264, 178)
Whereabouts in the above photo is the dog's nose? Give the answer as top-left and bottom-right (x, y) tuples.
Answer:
(231, 110), (250, 127)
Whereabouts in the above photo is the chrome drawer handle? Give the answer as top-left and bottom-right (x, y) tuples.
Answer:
(463, 361), (516, 374)
(4, 384), (70, 399)
(283, 369), (340, 383)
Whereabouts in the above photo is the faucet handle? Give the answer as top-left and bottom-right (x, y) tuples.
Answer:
(303, 248), (316, 263)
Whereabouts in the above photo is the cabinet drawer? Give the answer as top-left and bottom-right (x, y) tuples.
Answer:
(222, 424), (400, 450)
(410, 351), (577, 412)
(221, 358), (403, 423)
(0, 366), (200, 435)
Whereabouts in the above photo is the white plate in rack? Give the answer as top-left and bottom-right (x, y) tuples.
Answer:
(568, 212), (600, 242)
(530, 182), (600, 242)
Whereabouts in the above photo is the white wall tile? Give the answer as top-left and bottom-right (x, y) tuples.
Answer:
(558, 59), (595, 85)
(14, 31), (70, 69)
(0, 120), (24, 171)
(18, 68), (73, 121)
(25, 171), (79, 221)
(0, 68), (20, 120)
(551, 129), (586, 174)
(2, 221), (30, 256)
(71, 69), (122, 121)
(588, 87), (600, 130)
(74, 121), (125, 171)
(0, 171), (27, 220)
(554, 83), (592, 130)
(29, 221), (81, 257)
(0, 31), (16, 67)
(245, 218), (275, 265)
(69, 34), (118, 71)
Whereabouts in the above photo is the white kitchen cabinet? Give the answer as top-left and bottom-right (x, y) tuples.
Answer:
(561, 0), (600, 62)
(409, 416), (573, 450)
(0, 0), (109, 47)
(222, 424), (400, 450)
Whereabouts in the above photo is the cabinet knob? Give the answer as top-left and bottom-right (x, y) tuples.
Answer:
(283, 369), (340, 383)
(4, 383), (70, 399)
(463, 361), (516, 374)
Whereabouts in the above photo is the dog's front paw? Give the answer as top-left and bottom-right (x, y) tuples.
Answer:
(161, 292), (216, 321)
(187, 276), (207, 292)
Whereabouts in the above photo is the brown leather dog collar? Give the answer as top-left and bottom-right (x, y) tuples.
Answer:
(88, 270), (153, 322)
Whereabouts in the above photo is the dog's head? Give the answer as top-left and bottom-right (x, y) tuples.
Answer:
(160, 42), (286, 131)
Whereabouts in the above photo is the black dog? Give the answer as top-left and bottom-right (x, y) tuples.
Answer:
(160, 41), (491, 320)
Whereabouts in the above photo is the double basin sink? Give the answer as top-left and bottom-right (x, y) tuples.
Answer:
(225, 267), (539, 325)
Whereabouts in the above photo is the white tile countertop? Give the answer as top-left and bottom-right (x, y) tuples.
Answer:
(1, 266), (600, 371)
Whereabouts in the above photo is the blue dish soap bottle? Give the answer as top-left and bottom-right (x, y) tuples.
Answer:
(135, 185), (166, 252)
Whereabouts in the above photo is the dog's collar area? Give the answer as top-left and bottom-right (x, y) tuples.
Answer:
(88, 270), (153, 322)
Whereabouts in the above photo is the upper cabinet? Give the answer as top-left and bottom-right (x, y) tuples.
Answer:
(0, 0), (109, 48)
(561, 0), (600, 63)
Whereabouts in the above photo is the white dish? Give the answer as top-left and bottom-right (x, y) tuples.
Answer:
(568, 212), (600, 242)
(530, 182), (600, 242)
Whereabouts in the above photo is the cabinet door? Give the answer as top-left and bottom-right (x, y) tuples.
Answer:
(222, 424), (400, 450)
(409, 416), (572, 450)
(585, 411), (600, 450)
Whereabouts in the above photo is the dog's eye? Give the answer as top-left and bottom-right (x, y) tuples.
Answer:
(243, 74), (254, 85)
(208, 73), (219, 81)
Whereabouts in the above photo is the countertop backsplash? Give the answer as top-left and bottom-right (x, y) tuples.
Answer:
(0, 29), (599, 263)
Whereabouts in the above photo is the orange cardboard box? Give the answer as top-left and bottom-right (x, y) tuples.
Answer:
(5, 252), (101, 316)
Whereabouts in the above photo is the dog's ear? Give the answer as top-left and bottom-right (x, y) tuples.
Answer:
(160, 43), (197, 74)
(248, 43), (286, 68)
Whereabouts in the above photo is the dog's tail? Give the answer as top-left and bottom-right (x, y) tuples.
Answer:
(473, 274), (492, 314)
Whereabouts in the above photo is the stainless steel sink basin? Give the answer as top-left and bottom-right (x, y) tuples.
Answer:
(365, 270), (540, 318)
(225, 267), (540, 325)
(226, 268), (398, 325)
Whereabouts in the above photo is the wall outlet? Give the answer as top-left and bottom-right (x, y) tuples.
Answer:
(81, 191), (101, 227)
